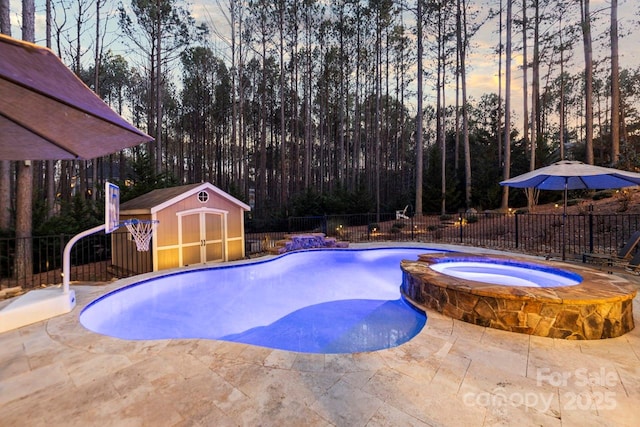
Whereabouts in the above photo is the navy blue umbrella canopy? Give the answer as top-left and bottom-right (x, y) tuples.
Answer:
(500, 160), (640, 190)
(501, 160), (640, 260)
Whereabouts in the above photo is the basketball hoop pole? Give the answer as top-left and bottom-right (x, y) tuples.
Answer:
(62, 224), (106, 294)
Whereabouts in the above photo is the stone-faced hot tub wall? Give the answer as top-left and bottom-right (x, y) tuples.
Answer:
(401, 253), (636, 339)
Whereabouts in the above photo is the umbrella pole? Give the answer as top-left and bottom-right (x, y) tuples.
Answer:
(562, 183), (567, 261)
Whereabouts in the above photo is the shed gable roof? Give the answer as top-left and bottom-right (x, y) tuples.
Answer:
(119, 182), (251, 214)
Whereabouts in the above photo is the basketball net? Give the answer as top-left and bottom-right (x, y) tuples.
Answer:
(123, 219), (158, 251)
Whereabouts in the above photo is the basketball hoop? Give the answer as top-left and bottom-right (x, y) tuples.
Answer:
(123, 219), (159, 251)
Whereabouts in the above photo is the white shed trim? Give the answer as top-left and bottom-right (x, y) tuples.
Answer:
(150, 182), (250, 214)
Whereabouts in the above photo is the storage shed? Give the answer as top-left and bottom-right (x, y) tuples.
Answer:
(112, 182), (251, 274)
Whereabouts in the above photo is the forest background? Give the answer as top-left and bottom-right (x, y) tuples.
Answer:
(1, 0), (640, 239)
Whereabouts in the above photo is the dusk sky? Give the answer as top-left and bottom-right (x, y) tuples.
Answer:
(188, 0), (639, 122)
(10, 0), (640, 127)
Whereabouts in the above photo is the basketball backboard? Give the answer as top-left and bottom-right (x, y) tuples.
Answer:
(105, 182), (120, 234)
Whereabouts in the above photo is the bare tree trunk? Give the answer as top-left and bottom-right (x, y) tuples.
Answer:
(351, 4), (362, 192)
(304, 11), (312, 190)
(71, 0), (88, 200)
(0, 0), (8, 32)
(375, 10), (382, 222)
(0, 0), (11, 230)
(460, 0), (471, 209)
(91, 0), (105, 205)
(438, 6), (446, 215)
(258, 32), (268, 210)
(155, 0), (163, 174)
(580, 0), (594, 164)
(522, 0), (529, 165)
(497, 0), (503, 169)
(238, 9), (247, 195)
(291, 25), (300, 194)
(522, 0), (536, 210)
(45, 0), (56, 218)
(337, 5), (345, 186)
(16, 0), (35, 279)
(525, 1), (539, 210)
(610, 0), (620, 164)
(559, 12), (565, 161)
(500, 0), (512, 211)
(16, 160), (33, 279)
(415, 0), (424, 216)
(0, 160), (11, 230)
(228, 1), (238, 186)
(454, 0), (461, 175)
(278, 1), (287, 209)
(531, 0), (539, 167)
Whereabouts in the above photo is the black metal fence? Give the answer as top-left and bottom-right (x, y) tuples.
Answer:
(2, 211), (640, 292)
(245, 212), (640, 259)
(0, 231), (151, 291)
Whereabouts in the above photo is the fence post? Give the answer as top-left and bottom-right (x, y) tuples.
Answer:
(411, 215), (414, 240)
(60, 234), (65, 272)
(459, 213), (463, 243)
(588, 210), (594, 253)
(515, 212), (519, 249)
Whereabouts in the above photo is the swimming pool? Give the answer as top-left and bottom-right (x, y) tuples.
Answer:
(80, 247), (441, 353)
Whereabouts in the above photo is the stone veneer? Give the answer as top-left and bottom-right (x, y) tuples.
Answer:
(401, 253), (637, 339)
(268, 233), (349, 255)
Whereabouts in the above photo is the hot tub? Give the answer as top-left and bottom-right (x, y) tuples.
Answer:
(428, 259), (581, 288)
(401, 253), (636, 339)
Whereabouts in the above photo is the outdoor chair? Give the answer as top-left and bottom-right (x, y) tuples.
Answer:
(598, 250), (640, 274)
(624, 251), (640, 274)
(583, 230), (640, 272)
(396, 205), (409, 220)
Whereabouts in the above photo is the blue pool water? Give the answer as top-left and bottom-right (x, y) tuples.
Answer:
(80, 247), (440, 354)
(430, 260), (582, 287)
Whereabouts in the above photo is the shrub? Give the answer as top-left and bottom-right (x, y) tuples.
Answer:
(616, 190), (631, 212)
(326, 217), (345, 236)
(592, 190), (614, 201)
(466, 215), (479, 224)
(393, 221), (406, 229)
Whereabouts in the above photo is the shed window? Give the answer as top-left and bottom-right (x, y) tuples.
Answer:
(197, 191), (209, 203)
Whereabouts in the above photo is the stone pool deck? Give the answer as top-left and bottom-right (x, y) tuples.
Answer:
(1, 243), (639, 426)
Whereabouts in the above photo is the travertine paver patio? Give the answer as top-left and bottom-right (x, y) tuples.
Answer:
(1, 247), (639, 426)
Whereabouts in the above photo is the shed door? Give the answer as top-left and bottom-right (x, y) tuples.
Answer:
(203, 212), (224, 262)
(179, 210), (226, 266)
(180, 213), (202, 266)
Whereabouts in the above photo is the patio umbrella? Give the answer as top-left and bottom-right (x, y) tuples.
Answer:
(0, 34), (152, 160)
(500, 160), (640, 259)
